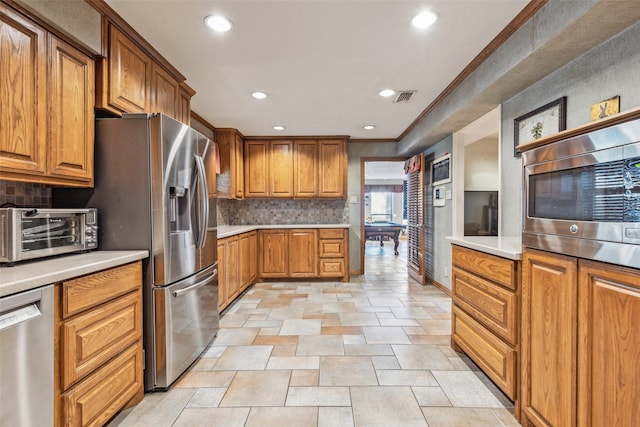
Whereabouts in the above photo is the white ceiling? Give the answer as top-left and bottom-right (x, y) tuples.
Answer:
(105, 0), (528, 140)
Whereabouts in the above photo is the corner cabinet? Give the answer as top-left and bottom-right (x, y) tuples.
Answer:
(521, 248), (640, 427)
(1, 4), (94, 187)
(55, 261), (144, 427)
(450, 245), (520, 412)
(215, 128), (245, 199)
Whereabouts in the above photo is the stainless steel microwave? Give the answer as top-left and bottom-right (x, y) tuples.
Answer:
(0, 208), (98, 265)
(522, 119), (640, 268)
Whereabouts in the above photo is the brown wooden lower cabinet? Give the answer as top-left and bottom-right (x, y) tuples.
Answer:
(521, 248), (640, 427)
(55, 261), (143, 427)
(450, 245), (520, 415)
(218, 231), (258, 312)
(258, 228), (348, 281)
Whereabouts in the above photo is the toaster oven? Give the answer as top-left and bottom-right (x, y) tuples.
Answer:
(0, 208), (98, 265)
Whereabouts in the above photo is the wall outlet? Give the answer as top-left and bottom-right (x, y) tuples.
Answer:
(444, 266), (449, 277)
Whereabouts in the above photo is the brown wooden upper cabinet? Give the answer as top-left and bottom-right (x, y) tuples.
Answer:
(244, 137), (347, 199)
(318, 139), (347, 198)
(0, 4), (94, 187)
(215, 128), (244, 199)
(96, 24), (192, 124)
(294, 140), (319, 198)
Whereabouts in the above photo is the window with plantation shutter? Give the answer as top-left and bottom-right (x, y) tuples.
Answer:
(405, 154), (424, 283)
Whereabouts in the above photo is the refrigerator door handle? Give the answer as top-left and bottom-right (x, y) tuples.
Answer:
(172, 269), (217, 297)
(194, 154), (209, 249)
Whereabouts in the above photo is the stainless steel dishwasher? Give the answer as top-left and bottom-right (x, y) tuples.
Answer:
(0, 285), (54, 427)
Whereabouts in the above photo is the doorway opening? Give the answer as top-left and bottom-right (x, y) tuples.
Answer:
(361, 158), (408, 274)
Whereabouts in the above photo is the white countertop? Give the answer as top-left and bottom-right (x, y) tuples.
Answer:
(218, 224), (350, 239)
(446, 236), (522, 260)
(0, 250), (149, 298)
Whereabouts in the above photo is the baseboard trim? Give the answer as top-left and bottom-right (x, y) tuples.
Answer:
(429, 279), (452, 297)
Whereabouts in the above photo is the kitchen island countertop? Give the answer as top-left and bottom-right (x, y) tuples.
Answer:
(446, 236), (522, 260)
(218, 224), (350, 239)
(1, 250), (149, 298)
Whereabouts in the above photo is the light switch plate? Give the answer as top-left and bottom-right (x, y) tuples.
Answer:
(349, 195), (358, 204)
(446, 190), (452, 200)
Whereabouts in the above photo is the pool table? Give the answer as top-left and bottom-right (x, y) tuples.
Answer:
(364, 222), (405, 255)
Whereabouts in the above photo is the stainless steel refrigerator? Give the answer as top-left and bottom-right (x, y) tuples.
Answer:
(54, 113), (219, 390)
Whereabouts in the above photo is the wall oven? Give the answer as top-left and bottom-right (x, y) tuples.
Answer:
(523, 118), (640, 268)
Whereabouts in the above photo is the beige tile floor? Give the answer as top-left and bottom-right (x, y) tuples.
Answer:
(111, 240), (519, 426)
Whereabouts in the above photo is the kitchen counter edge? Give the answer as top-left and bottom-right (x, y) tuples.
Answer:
(446, 236), (522, 261)
(218, 224), (351, 239)
(0, 250), (149, 298)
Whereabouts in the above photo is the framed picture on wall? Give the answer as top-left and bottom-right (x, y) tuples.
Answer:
(431, 153), (451, 186)
(514, 96), (567, 157)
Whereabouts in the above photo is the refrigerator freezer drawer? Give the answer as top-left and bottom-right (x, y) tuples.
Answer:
(152, 264), (219, 389)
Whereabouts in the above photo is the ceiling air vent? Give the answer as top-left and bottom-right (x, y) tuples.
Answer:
(394, 90), (416, 103)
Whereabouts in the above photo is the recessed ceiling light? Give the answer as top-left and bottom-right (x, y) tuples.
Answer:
(379, 89), (396, 97)
(273, 125), (285, 131)
(204, 15), (233, 32)
(363, 125), (376, 130)
(251, 91), (268, 99)
(411, 11), (438, 29)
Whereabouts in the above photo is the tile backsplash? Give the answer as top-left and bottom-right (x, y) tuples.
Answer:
(217, 198), (349, 225)
(0, 181), (51, 208)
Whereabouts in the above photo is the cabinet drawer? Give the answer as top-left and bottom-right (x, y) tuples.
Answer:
(319, 258), (345, 277)
(319, 228), (344, 239)
(453, 267), (518, 345)
(319, 239), (345, 258)
(63, 343), (143, 427)
(452, 306), (516, 399)
(452, 245), (517, 290)
(62, 261), (142, 318)
(62, 290), (142, 389)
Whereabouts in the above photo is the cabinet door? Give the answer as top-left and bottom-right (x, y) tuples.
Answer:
(177, 82), (194, 125)
(48, 35), (94, 182)
(227, 236), (240, 301)
(577, 261), (640, 427)
(0, 5), (47, 175)
(270, 140), (294, 197)
(150, 63), (178, 118)
(108, 25), (150, 113)
(318, 139), (346, 198)
(234, 133), (244, 198)
(248, 231), (257, 282)
(294, 140), (318, 198)
(245, 140), (269, 197)
(522, 249), (578, 427)
(239, 231), (256, 291)
(217, 239), (227, 310)
(259, 230), (288, 277)
(289, 229), (318, 277)
(62, 290), (142, 389)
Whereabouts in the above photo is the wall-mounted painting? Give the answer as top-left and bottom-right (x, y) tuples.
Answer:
(514, 96), (567, 157)
(590, 96), (620, 121)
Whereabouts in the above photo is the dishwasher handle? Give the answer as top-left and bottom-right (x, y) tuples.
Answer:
(172, 268), (217, 298)
(0, 287), (46, 331)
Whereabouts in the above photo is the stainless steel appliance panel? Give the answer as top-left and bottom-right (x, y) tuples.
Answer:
(149, 114), (198, 286)
(523, 118), (640, 268)
(0, 208), (97, 264)
(0, 285), (54, 427)
(153, 263), (218, 388)
(52, 113), (219, 391)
